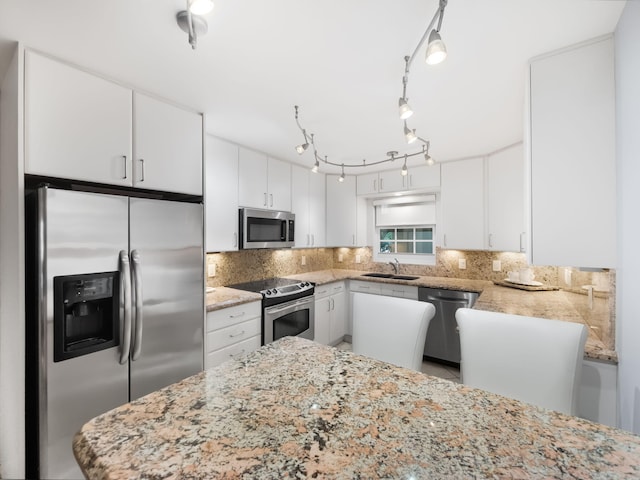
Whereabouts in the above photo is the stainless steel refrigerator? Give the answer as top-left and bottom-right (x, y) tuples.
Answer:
(25, 186), (204, 479)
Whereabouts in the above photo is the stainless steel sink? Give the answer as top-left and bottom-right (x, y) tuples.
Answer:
(360, 273), (420, 281)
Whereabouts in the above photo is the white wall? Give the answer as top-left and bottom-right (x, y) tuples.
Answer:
(615, 1), (640, 435)
(0, 44), (25, 478)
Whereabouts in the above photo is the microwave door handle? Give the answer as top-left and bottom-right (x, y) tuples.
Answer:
(119, 250), (132, 365)
(131, 249), (144, 361)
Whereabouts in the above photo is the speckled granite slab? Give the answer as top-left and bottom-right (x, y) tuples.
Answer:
(74, 337), (639, 479)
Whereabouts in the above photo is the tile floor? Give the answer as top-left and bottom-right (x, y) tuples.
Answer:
(336, 342), (461, 383)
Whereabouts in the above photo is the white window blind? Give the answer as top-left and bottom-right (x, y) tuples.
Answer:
(374, 195), (436, 227)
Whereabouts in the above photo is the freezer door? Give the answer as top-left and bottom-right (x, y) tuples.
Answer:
(36, 188), (129, 479)
(129, 198), (204, 400)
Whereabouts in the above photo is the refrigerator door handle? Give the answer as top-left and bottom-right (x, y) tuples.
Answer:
(131, 249), (144, 361)
(119, 250), (132, 365)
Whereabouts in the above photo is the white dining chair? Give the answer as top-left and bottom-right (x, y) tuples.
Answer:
(455, 308), (588, 415)
(352, 292), (436, 371)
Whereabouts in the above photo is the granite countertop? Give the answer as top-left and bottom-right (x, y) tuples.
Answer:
(73, 337), (640, 479)
(207, 269), (616, 362)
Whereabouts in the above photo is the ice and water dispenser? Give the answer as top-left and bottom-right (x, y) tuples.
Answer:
(53, 272), (120, 362)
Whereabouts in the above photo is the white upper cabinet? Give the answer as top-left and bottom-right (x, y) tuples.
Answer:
(441, 158), (485, 250)
(24, 51), (203, 196)
(291, 165), (326, 248)
(205, 136), (239, 252)
(238, 148), (291, 211)
(357, 165), (440, 196)
(25, 51), (133, 185)
(326, 175), (359, 247)
(487, 144), (525, 252)
(529, 36), (616, 268)
(133, 93), (203, 195)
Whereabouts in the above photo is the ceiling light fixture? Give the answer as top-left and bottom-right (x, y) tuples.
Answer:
(291, 0), (448, 181)
(176, 0), (214, 49)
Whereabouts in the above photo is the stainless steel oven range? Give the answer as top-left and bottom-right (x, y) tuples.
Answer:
(228, 278), (314, 345)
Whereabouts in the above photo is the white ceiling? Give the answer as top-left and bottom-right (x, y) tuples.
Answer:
(0, 0), (625, 174)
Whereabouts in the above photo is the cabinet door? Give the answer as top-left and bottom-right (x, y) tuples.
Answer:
(357, 173), (379, 196)
(407, 164), (441, 190)
(267, 157), (292, 211)
(329, 291), (347, 345)
(441, 158), (485, 250)
(530, 37), (616, 268)
(238, 147), (268, 208)
(205, 136), (239, 252)
(24, 51), (133, 185)
(487, 144), (525, 252)
(309, 171), (326, 247)
(291, 165), (311, 247)
(133, 93), (203, 195)
(314, 297), (332, 345)
(378, 170), (406, 193)
(326, 175), (357, 246)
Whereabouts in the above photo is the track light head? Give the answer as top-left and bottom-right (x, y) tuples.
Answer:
(311, 159), (319, 173)
(339, 164), (345, 182)
(401, 157), (408, 176)
(189, 0), (214, 15)
(398, 97), (413, 120)
(425, 154), (435, 166)
(404, 122), (418, 144)
(426, 29), (447, 65)
(296, 143), (309, 154)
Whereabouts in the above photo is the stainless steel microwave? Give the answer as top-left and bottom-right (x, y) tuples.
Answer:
(239, 208), (295, 249)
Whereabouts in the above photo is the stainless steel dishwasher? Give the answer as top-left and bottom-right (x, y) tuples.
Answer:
(419, 287), (479, 365)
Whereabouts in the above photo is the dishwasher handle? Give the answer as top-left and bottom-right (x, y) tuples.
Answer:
(423, 295), (470, 305)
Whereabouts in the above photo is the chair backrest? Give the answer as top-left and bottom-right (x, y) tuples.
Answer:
(352, 292), (435, 371)
(455, 308), (588, 415)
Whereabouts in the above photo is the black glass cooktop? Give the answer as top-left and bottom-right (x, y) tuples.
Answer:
(227, 277), (301, 294)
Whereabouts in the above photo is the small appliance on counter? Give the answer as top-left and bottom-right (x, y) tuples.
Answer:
(228, 277), (314, 344)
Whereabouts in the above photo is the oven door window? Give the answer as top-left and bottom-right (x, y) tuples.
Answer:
(274, 309), (310, 341)
(247, 218), (286, 242)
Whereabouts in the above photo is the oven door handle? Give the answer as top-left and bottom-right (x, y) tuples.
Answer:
(265, 298), (312, 315)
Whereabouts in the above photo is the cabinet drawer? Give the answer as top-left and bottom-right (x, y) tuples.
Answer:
(206, 335), (261, 369)
(206, 301), (261, 332)
(349, 280), (381, 295)
(207, 317), (261, 351)
(379, 284), (418, 300)
(315, 281), (345, 299)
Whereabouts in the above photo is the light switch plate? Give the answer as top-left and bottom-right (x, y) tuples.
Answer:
(458, 258), (467, 270)
(492, 260), (501, 272)
(207, 263), (216, 277)
(338, 254), (343, 262)
(355, 255), (361, 264)
(301, 255), (306, 266)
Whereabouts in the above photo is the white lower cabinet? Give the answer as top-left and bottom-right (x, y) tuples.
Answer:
(205, 301), (261, 369)
(314, 282), (347, 346)
(577, 358), (617, 427)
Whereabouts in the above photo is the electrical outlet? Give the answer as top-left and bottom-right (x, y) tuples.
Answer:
(355, 255), (361, 264)
(301, 255), (306, 266)
(338, 254), (343, 262)
(207, 263), (216, 277)
(492, 260), (501, 272)
(458, 258), (466, 270)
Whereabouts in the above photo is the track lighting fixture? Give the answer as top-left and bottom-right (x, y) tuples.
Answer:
(401, 156), (408, 176)
(176, 0), (215, 49)
(339, 165), (345, 182)
(296, 141), (309, 155)
(425, 29), (447, 65)
(424, 142), (435, 166)
(311, 158), (319, 173)
(398, 97), (413, 120)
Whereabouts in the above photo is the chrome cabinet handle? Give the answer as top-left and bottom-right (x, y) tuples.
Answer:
(488, 233), (493, 248)
(373, 179), (377, 191)
(443, 234), (447, 247)
(270, 194), (273, 207)
(229, 312), (246, 319)
(263, 193), (267, 206)
(122, 156), (128, 180)
(330, 298), (335, 310)
(229, 330), (246, 338)
(229, 349), (246, 358)
(131, 249), (143, 361)
(119, 250), (132, 365)
(327, 299), (331, 312)
(233, 232), (238, 248)
(380, 178), (384, 191)
(139, 159), (145, 182)
(520, 232), (526, 252)
(352, 234), (355, 245)
(409, 174), (413, 187)
(311, 234), (315, 246)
